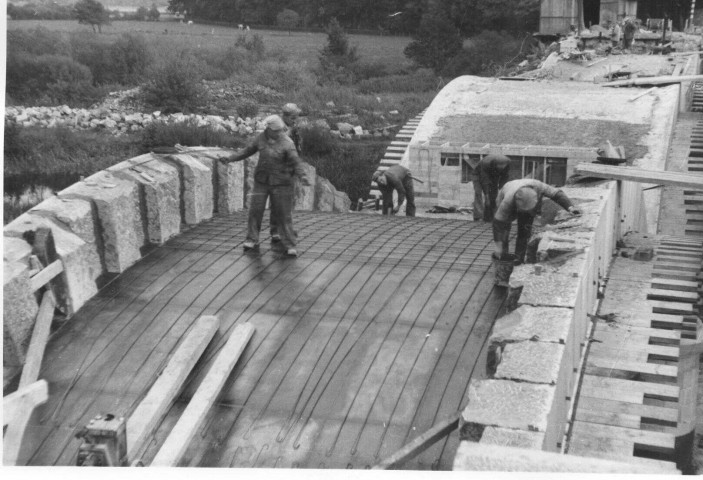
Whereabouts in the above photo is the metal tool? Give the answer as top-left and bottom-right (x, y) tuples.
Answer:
(75, 414), (128, 466)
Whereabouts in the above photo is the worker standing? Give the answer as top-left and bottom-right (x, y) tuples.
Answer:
(372, 165), (416, 217)
(219, 115), (310, 257)
(472, 154), (511, 222)
(493, 179), (581, 265)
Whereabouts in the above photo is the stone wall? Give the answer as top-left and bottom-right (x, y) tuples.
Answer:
(455, 180), (637, 469)
(3, 147), (350, 368)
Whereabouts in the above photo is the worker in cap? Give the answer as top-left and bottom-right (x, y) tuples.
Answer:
(493, 179), (581, 265)
(472, 154), (511, 222)
(372, 165), (416, 217)
(219, 114), (310, 257)
(281, 103), (302, 154)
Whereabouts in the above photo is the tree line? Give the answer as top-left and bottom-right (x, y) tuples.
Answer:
(167, 0), (540, 36)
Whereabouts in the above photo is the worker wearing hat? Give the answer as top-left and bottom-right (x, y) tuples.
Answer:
(493, 179), (581, 264)
(472, 154), (511, 222)
(219, 114), (310, 256)
(372, 165), (416, 217)
(281, 103), (302, 154)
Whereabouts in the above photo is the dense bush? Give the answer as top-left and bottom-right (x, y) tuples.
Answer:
(7, 2), (75, 20)
(141, 119), (246, 151)
(299, 125), (336, 156)
(236, 100), (259, 119)
(141, 53), (207, 114)
(442, 31), (530, 78)
(234, 33), (266, 57)
(318, 18), (358, 84)
(70, 32), (151, 85)
(7, 27), (70, 56)
(6, 53), (99, 105)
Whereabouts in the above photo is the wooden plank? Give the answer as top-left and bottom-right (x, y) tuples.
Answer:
(3, 380), (49, 466)
(581, 375), (680, 398)
(29, 260), (64, 293)
(603, 74), (703, 87)
(18, 291), (56, 388)
(647, 288), (699, 303)
(593, 325), (681, 342)
(589, 342), (679, 360)
(150, 322), (254, 467)
(126, 315), (220, 462)
(578, 396), (679, 422)
(649, 300), (695, 315)
(650, 278), (699, 291)
(373, 414), (459, 469)
(570, 421), (676, 450)
(575, 407), (645, 430)
(574, 163), (703, 189)
(586, 357), (678, 378)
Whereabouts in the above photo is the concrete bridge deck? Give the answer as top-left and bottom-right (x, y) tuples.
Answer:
(17, 211), (506, 468)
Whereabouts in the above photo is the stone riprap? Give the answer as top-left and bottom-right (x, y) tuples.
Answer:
(3, 146), (351, 372)
(457, 180), (627, 465)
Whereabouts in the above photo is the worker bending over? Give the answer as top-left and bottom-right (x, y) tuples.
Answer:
(493, 179), (581, 265)
(219, 115), (310, 257)
(472, 154), (511, 222)
(372, 165), (416, 217)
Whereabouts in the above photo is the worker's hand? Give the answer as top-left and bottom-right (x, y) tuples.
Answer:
(392, 207), (400, 215)
(300, 176), (311, 187)
(218, 156), (230, 164)
(568, 206), (582, 216)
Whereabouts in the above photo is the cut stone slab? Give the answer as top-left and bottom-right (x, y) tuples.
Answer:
(510, 253), (585, 308)
(462, 380), (555, 433)
(315, 176), (336, 212)
(29, 196), (97, 246)
(480, 426), (545, 449)
(58, 170), (145, 273)
(5, 213), (101, 314)
(167, 153), (214, 224)
(3, 236), (33, 264)
(109, 155), (181, 244)
(294, 162), (317, 211)
(495, 342), (565, 385)
(490, 305), (573, 345)
(4, 262), (39, 366)
(216, 157), (245, 214)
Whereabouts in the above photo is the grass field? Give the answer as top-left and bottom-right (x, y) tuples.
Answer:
(7, 19), (414, 71)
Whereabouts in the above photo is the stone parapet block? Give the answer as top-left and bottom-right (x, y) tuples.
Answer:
(314, 176), (336, 212)
(3, 262), (39, 367)
(495, 342), (565, 385)
(461, 380), (555, 436)
(108, 154), (181, 244)
(30, 196), (98, 246)
(4, 236), (33, 264)
(59, 170), (145, 273)
(478, 426), (545, 449)
(215, 156), (245, 214)
(167, 153), (214, 224)
(5, 212), (102, 314)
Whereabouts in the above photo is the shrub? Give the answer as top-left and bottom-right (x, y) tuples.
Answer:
(6, 53), (98, 105)
(234, 34), (266, 57)
(299, 124), (336, 156)
(318, 18), (359, 84)
(109, 33), (152, 84)
(141, 119), (246, 151)
(356, 68), (438, 94)
(404, 12), (463, 73)
(349, 60), (388, 81)
(141, 52), (207, 114)
(249, 59), (316, 94)
(236, 100), (259, 119)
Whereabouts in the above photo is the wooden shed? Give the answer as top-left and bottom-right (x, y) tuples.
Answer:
(540, 0), (638, 34)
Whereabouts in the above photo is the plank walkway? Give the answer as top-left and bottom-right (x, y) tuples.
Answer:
(569, 235), (702, 470)
(16, 211), (505, 469)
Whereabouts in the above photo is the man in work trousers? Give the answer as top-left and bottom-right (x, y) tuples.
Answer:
(472, 154), (511, 222)
(219, 115), (311, 257)
(372, 165), (416, 217)
(493, 179), (581, 265)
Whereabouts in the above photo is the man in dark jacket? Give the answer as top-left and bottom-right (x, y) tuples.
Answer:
(372, 165), (416, 217)
(472, 154), (511, 221)
(493, 179), (581, 264)
(219, 115), (310, 256)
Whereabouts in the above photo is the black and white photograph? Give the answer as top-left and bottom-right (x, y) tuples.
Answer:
(3, 0), (703, 476)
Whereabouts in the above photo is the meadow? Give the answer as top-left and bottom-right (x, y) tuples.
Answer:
(7, 20), (415, 71)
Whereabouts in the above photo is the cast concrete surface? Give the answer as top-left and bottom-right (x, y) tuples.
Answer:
(16, 211), (507, 468)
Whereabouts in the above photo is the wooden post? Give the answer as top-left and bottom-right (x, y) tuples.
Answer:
(150, 323), (254, 467)
(126, 316), (220, 462)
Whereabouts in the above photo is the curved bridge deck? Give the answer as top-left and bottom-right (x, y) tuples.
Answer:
(19, 211), (506, 469)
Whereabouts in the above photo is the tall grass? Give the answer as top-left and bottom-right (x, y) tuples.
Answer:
(4, 187), (55, 225)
